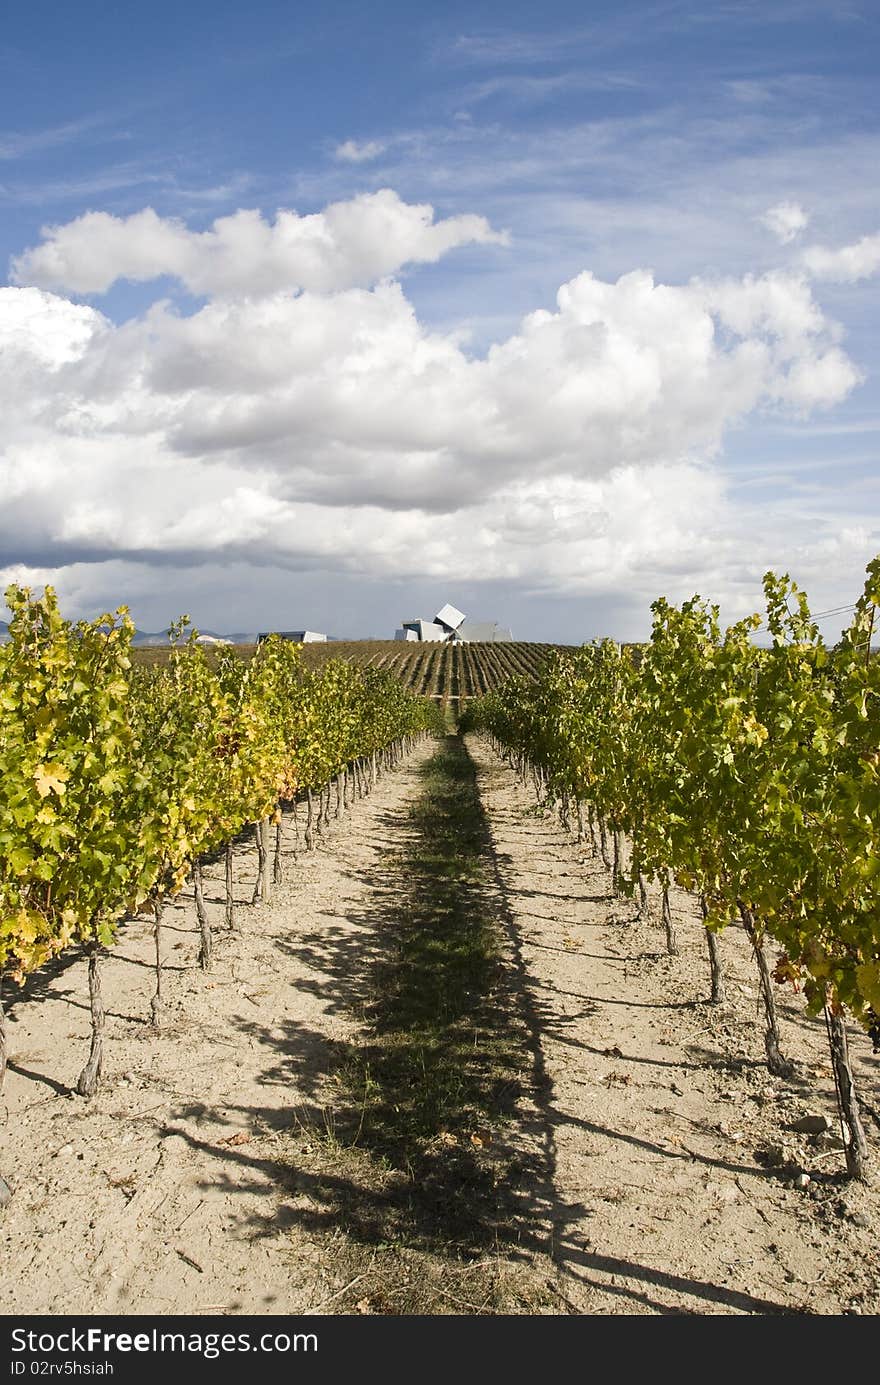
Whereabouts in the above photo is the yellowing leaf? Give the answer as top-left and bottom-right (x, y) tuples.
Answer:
(33, 762), (69, 799)
(856, 961), (880, 1012)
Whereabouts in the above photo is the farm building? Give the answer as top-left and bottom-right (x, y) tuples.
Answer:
(257, 629), (328, 643)
(395, 605), (512, 642)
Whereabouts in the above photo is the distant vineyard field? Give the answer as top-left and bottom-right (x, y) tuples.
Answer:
(131, 640), (569, 703)
(296, 640), (568, 702)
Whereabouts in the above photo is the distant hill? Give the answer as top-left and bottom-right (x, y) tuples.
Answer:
(0, 621), (313, 648)
(131, 628), (236, 646)
(0, 621), (247, 647)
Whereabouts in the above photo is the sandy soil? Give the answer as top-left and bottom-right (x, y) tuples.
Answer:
(1, 732), (878, 1316)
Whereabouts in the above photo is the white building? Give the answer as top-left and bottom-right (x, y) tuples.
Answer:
(435, 603), (466, 634)
(456, 620), (513, 642)
(397, 619), (448, 641)
(258, 629), (328, 643)
(394, 603), (512, 642)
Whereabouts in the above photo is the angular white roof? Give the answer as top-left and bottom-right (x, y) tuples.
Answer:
(435, 602), (466, 631)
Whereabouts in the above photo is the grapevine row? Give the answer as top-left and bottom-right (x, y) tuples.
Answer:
(467, 561), (880, 1180)
(0, 586), (443, 1096)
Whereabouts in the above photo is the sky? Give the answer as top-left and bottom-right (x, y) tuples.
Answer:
(1, 0), (878, 642)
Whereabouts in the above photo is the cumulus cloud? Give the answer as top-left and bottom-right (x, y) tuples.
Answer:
(0, 191), (865, 606)
(10, 190), (509, 298)
(760, 201), (809, 244)
(802, 231), (880, 282)
(0, 285), (107, 367)
(334, 139), (386, 163)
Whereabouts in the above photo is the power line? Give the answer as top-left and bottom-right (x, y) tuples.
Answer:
(810, 603), (858, 620)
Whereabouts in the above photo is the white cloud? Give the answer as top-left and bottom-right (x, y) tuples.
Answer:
(334, 139), (386, 163)
(459, 73), (587, 107)
(0, 116), (106, 161)
(760, 201), (809, 244)
(6, 463), (876, 646)
(0, 193), (865, 611)
(10, 190), (509, 298)
(0, 286), (106, 367)
(802, 231), (880, 282)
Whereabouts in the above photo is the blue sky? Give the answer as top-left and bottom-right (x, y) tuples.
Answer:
(1, 0), (878, 641)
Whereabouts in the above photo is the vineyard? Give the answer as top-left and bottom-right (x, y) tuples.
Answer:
(467, 564), (880, 1181)
(132, 639), (563, 706)
(0, 588), (442, 1097)
(2, 573), (879, 1316)
(296, 640), (562, 704)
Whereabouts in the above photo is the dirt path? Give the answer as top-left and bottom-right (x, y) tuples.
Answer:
(2, 731), (878, 1316)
